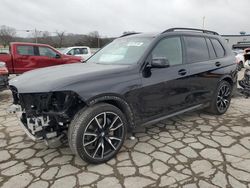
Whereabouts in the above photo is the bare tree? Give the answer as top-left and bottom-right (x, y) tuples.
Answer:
(56, 31), (66, 48)
(40, 31), (53, 45)
(0, 25), (16, 47)
(85, 31), (101, 48)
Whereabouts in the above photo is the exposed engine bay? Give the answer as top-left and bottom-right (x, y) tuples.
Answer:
(9, 86), (84, 141)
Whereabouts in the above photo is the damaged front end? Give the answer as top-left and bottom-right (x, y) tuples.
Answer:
(9, 86), (84, 141)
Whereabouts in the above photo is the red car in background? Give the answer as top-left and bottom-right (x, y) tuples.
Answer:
(0, 42), (83, 74)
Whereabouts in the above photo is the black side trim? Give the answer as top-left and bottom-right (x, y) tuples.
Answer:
(141, 104), (205, 127)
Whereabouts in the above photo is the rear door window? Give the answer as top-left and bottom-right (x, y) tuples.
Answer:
(17, 46), (35, 55)
(211, 39), (225, 58)
(184, 36), (209, 63)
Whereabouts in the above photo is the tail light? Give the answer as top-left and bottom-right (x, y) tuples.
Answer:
(0, 66), (8, 75)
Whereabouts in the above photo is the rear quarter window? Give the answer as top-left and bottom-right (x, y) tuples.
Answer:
(211, 38), (225, 58)
(206, 38), (216, 59)
(184, 36), (209, 63)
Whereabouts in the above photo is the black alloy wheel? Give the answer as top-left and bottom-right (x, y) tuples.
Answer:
(216, 84), (231, 113)
(68, 103), (127, 164)
(206, 81), (232, 115)
(82, 112), (124, 160)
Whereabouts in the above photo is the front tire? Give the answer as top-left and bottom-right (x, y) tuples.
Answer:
(206, 81), (232, 115)
(68, 103), (127, 164)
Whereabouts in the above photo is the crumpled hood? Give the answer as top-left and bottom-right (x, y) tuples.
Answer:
(9, 63), (130, 93)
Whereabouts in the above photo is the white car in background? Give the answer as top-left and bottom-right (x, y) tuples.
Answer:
(61, 46), (92, 61)
(233, 49), (245, 71)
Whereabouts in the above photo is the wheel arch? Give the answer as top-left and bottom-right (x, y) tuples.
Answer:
(220, 75), (234, 87)
(86, 94), (136, 130)
(221, 76), (234, 86)
(219, 75), (237, 95)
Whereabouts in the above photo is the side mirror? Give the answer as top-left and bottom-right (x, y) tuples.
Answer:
(67, 52), (72, 55)
(55, 54), (61, 59)
(150, 57), (170, 68)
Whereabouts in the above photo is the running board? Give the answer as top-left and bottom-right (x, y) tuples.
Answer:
(141, 104), (204, 127)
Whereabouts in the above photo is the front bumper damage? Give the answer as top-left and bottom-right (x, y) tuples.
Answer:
(8, 87), (84, 142)
(8, 104), (62, 141)
(8, 104), (41, 141)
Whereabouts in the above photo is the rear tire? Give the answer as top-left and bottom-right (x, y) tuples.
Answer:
(206, 81), (232, 115)
(68, 103), (127, 164)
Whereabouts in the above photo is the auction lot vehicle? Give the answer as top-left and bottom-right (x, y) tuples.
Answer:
(9, 28), (237, 163)
(233, 49), (244, 71)
(0, 62), (8, 90)
(61, 46), (92, 60)
(239, 49), (250, 97)
(0, 42), (82, 74)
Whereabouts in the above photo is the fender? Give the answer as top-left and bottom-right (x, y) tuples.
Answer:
(86, 94), (136, 129)
(218, 73), (237, 95)
(219, 74), (236, 86)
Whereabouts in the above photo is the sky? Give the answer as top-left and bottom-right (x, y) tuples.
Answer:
(0, 0), (249, 37)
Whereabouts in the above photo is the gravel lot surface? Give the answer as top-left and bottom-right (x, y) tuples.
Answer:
(0, 71), (250, 188)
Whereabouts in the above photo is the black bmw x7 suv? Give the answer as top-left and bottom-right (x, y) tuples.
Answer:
(9, 28), (237, 163)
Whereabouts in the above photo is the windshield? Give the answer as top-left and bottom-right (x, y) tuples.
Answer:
(87, 37), (152, 65)
(60, 48), (69, 54)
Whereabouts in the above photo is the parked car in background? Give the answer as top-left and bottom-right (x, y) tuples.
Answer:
(61, 46), (92, 61)
(0, 42), (83, 74)
(244, 48), (250, 69)
(233, 49), (244, 71)
(0, 62), (9, 90)
(9, 28), (237, 164)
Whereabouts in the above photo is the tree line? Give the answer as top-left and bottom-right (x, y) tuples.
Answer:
(0, 25), (115, 48)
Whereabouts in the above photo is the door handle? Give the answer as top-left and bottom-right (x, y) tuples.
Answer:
(215, 62), (221, 67)
(178, 69), (187, 76)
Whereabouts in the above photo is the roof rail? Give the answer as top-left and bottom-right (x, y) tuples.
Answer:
(162, 28), (219, 35)
(119, 32), (141, 38)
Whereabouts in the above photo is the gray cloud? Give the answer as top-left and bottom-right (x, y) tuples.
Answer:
(0, 0), (249, 37)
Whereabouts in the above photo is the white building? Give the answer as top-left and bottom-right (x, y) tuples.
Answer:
(222, 35), (250, 49)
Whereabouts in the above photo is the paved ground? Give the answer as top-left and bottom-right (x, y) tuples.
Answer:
(1, 73), (250, 188)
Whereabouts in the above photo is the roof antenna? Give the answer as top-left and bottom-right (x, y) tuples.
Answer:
(202, 16), (206, 29)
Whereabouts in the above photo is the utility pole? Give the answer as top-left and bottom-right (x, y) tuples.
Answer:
(35, 28), (38, 43)
(97, 37), (100, 48)
(202, 16), (205, 29)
